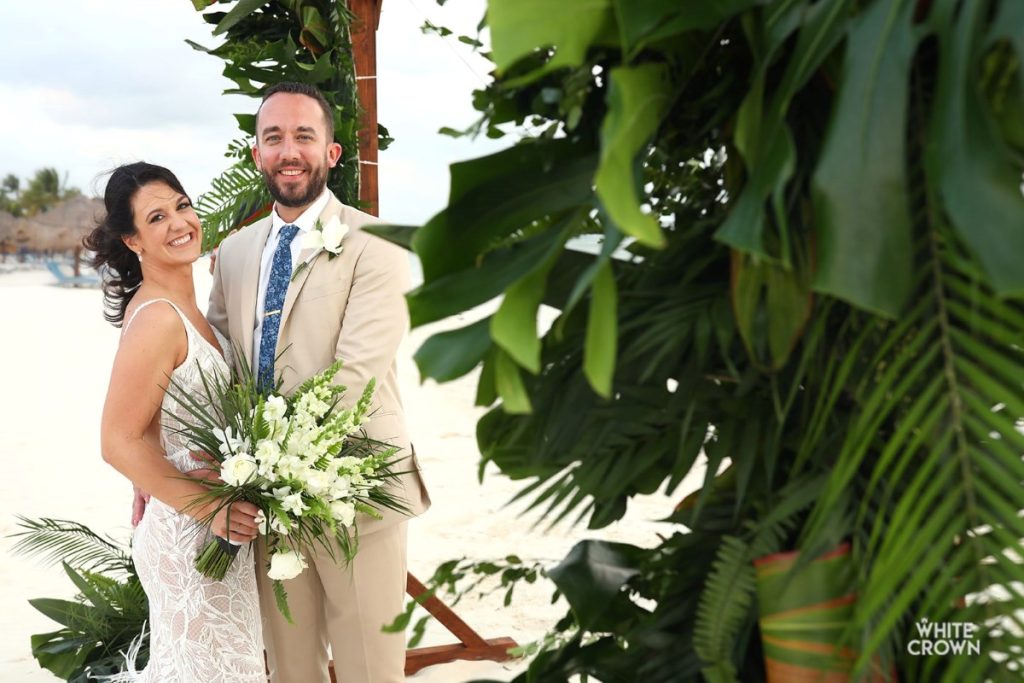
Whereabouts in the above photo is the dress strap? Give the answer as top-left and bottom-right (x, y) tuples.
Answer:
(123, 298), (189, 334)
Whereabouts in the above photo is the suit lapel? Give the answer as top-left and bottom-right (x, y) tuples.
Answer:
(278, 195), (345, 335)
(239, 218), (274, 368)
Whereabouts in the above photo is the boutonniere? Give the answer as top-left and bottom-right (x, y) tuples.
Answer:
(292, 216), (349, 281)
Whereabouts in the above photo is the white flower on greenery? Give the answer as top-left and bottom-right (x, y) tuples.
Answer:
(269, 513), (291, 536)
(255, 439), (282, 466)
(214, 426), (249, 456)
(301, 216), (349, 258)
(335, 456), (362, 473)
(263, 395), (287, 425)
(272, 486), (292, 500)
(330, 500), (356, 527)
(302, 468), (334, 495)
(268, 548), (307, 580)
(330, 475), (352, 500)
(253, 509), (268, 535)
(220, 454), (258, 486)
(281, 492), (309, 516)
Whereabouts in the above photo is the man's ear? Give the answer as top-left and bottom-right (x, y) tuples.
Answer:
(327, 142), (342, 168)
(252, 143), (263, 171)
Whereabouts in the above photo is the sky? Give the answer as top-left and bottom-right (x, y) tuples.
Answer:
(0, 0), (505, 226)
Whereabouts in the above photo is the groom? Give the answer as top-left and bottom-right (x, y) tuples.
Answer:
(208, 82), (430, 682)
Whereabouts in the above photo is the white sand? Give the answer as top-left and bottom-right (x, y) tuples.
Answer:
(0, 259), (701, 682)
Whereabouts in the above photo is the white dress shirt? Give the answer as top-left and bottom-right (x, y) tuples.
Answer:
(252, 188), (331, 367)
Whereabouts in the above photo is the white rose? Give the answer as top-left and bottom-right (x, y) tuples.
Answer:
(220, 454), (258, 486)
(301, 216), (349, 255)
(267, 548), (307, 580)
(330, 500), (356, 527)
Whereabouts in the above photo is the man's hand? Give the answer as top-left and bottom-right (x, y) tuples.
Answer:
(132, 486), (150, 527)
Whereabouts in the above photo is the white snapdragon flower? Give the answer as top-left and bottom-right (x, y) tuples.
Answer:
(302, 468), (334, 495)
(330, 475), (352, 500)
(268, 548), (307, 580)
(330, 500), (356, 527)
(263, 395), (287, 426)
(269, 512), (291, 536)
(281, 492), (309, 516)
(214, 426), (249, 457)
(253, 509), (268, 535)
(220, 453), (258, 486)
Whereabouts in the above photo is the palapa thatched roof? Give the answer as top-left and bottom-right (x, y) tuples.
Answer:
(21, 196), (104, 251)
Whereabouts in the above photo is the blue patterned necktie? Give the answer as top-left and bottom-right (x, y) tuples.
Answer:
(257, 224), (300, 391)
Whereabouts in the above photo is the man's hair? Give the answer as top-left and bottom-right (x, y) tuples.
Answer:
(256, 82), (335, 140)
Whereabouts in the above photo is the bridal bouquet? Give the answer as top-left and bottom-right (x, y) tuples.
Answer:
(165, 357), (408, 619)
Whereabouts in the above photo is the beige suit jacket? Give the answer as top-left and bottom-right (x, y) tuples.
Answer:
(208, 193), (430, 533)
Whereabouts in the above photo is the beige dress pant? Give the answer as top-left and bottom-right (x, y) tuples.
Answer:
(256, 522), (408, 683)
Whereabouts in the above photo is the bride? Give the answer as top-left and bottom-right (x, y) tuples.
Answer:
(86, 162), (266, 682)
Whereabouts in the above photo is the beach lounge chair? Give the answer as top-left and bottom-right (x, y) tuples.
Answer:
(45, 260), (99, 288)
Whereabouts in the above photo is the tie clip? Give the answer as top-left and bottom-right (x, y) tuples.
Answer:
(264, 309), (281, 318)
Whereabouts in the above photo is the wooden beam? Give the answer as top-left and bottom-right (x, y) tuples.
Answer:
(348, 0), (381, 216)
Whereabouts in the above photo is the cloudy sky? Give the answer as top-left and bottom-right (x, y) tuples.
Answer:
(0, 0), (505, 226)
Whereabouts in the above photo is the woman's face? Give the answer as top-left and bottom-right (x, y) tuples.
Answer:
(123, 181), (202, 267)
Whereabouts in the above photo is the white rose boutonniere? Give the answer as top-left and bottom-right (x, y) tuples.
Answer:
(293, 216), (349, 281)
(303, 216), (348, 258)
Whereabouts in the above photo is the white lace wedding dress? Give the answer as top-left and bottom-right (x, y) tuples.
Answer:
(102, 299), (266, 682)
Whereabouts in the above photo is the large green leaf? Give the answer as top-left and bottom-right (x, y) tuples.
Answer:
(583, 261), (618, 398)
(412, 141), (597, 282)
(595, 64), (671, 248)
(716, 0), (856, 259)
(413, 317), (493, 383)
(812, 0), (918, 317)
(488, 0), (618, 76)
(213, 0), (267, 35)
(547, 541), (644, 631)
(491, 249), (561, 374)
(612, 0), (763, 56)
(929, 1), (1024, 296)
(731, 251), (813, 370)
(407, 220), (569, 327)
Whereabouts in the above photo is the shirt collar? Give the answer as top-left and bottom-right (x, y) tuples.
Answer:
(270, 187), (331, 238)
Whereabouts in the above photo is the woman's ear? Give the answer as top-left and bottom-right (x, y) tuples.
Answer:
(122, 234), (140, 256)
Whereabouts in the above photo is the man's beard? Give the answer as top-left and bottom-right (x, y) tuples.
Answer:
(262, 161), (328, 208)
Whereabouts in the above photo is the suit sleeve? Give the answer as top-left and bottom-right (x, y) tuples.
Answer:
(333, 233), (411, 405)
(207, 244), (230, 339)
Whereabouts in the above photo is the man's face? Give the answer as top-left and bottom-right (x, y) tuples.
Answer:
(252, 93), (342, 209)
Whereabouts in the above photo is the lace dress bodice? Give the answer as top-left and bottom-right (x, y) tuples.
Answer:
(101, 299), (265, 683)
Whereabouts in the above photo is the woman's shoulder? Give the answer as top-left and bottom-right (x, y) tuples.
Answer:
(122, 299), (187, 340)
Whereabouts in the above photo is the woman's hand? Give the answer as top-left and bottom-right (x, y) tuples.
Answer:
(131, 486), (150, 527)
(207, 500), (261, 544)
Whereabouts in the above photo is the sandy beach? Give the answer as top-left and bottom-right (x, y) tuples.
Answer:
(0, 258), (698, 682)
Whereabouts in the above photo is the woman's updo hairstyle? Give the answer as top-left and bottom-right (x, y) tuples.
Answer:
(84, 162), (191, 327)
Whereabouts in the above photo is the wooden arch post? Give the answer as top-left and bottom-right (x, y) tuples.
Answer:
(327, 1), (519, 678)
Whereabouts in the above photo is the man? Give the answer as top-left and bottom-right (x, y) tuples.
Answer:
(208, 81), (430, 683)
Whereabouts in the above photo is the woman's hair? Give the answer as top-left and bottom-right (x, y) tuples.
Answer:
(83, 162), (190, 327)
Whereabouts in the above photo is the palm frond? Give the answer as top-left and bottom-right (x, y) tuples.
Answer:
(195, 148), (270, 251)
(10, 516), (133, 577)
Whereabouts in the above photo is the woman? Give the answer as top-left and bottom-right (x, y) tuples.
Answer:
(85, 162), (265, 682)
